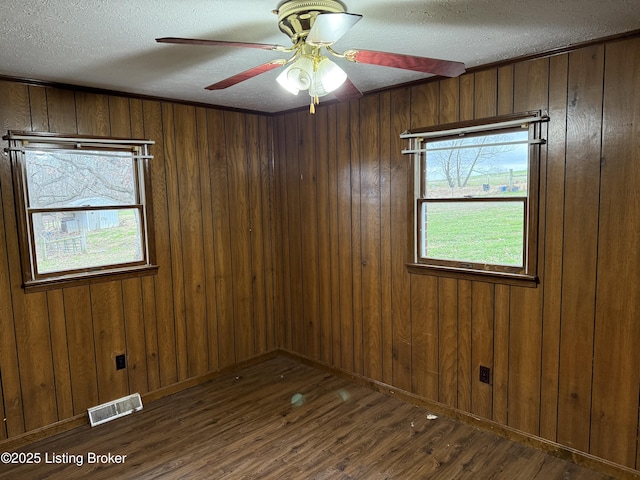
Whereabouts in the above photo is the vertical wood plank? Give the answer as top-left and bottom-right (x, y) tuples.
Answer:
(493, 284), (510, 424)
(457, 280), (472, 411)
(195, 107), (219, 370)
(297, 112), (320, 360)
(471, 282), (494, 420)
(497, 65), (514, 115)
(121, 278), (149, 394)
(474, 69), (498, 118)
(539, 53), (569, 442)
(360, 94), (383, 381)
(64, 286), (99, 414)
(207, 109), (236, 367)
(260, 116), (277, 353)
(438, 278), (458, 407)
(47, 291), (73, 420)
(411, 82), (439, 128)
(225, 111), (254, 361)
(314, 107), (333, 365)
(508, 57), (549, 436)
(174, 104), (209, 377)
(411, 275), (439, 401)
(284, 113), (305, 354)
(273, 115), (291, 351)
(46, 88), (77, 133)
(379, 92), (393, 385)
(110, 96), (149, 395)
(556, 45), (604, 451)
(336, 103), (354, 371)
(389, 88), (412, 391)
(28, 86), (49, 131)
(91, 281), (129, 402)
(590, 37), (640, 468)
(459, 74), (475, 121)
(326, 105), (341, 366)
(131, 98), (160, 392)
(246, 114), (268, 356)
(438, 78), (458, 124)
(143, 100), (178, 386)
(161, 103), (188, 381)
(350, 100), (363, 376)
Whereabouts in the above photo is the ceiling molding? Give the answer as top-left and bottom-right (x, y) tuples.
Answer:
(2, 27), (640, 118)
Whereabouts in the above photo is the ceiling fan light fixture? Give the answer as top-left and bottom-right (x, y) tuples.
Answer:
(277, 54), (315, 94)
(313, 56), (347, 94)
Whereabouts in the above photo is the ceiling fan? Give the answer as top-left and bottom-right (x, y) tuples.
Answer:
(156, 0), (466, 113)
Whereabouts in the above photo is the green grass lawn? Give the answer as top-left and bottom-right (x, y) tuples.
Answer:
(423, 202), (524, 266)
(37, 210), (142, 273)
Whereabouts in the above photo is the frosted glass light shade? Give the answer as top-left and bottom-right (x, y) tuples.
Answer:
(277, 55), (348, 98)
(315, 57), (347, 93)
(277, 55), (315, 95)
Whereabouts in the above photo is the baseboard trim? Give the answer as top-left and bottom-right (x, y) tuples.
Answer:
(276, 349), (640, 480)
(0, 351), (277, 452)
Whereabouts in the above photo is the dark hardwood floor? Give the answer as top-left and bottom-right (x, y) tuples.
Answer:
(0, 356), (613, 479)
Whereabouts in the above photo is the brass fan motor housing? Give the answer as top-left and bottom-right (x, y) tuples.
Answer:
(275, 0), (347, 43)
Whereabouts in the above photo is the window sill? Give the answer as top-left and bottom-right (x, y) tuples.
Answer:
(406, 263), (538, 288)
(23, 264), (159, 293)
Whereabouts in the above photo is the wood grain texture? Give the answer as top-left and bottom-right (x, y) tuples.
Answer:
(314, 106), (333, 365)
(389, 88), (412, 391)
(507, 57), (549, 436)
(539, 53), (568, 442)
(336, 102), (354, 372)
(173, 104), (208, 377)
(143, 100), (178, 386)
(556, 45), (604, 451)
(297, 111), (320, 360)
(3, 33), (640, 476)
(590, 37), (640, 469)
(0, 80), (278, 444)
(273, 35), (640, 473)
(161, 102), (188, 381)
(3, 357), (614, 480)
(360, 94), (383, 382)
(349, 100), (363, 376)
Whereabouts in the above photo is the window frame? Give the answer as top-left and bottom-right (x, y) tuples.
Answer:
(4, 131), (158, 292)
(403, 112), (547, 286)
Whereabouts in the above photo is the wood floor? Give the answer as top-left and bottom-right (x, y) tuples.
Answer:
(0, 356), (613, 479)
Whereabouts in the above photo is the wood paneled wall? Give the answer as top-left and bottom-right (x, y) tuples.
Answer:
(1, 33), (640, 475)
(273, 36), (640, 470)
(0, 82), (277, 438)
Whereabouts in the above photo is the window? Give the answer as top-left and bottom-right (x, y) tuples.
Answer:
(403, 112), (547, 282)
(4, 131), (158, 291)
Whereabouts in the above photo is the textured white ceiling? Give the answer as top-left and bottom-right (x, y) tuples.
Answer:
(1, 0), (639, 113)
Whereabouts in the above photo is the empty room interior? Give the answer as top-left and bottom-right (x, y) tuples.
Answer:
(1, 1), (640, 478)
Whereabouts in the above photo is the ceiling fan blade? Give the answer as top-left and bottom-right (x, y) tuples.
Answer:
(345, 49), (465, 77)
(333, 78), (363, 102)
(306, 13), (362, 45)
(205, 60), (287, 90)
(156, 37), (286, 51)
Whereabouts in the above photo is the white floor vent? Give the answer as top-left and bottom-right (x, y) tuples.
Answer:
(88, 393), (143, 427)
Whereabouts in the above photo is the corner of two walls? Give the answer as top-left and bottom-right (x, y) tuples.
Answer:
(0, 84), (278, 440)
(272, 36), (640, 471)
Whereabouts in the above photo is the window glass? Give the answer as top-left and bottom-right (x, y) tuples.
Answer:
(4, 131), (157, 290)
(420, 201), (525, 267)
(424, 130), (529, 199)
(409, 114), (543, 277)
(25, 150), (136, 208)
